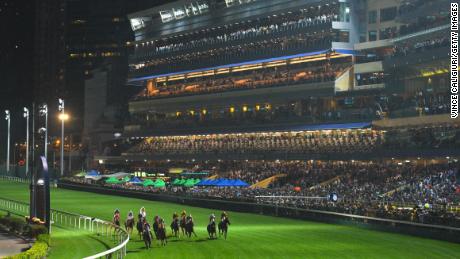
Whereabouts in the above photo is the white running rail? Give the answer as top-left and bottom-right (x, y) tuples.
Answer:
(0, 196), (129, 259)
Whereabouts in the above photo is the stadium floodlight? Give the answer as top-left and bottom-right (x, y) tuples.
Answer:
(4, 110), (10, 173)
(58, 98), (65, 177)
(23, 107), (30, 175)
(37, 178), (45, 186)
(39, 104), (48, 159)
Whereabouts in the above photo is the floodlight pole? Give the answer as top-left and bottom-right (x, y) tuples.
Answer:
(32, 103), (35, 171)
(5, 110), (11, 173)
(58, 99), (65, 177)
(24, 108), (30, 175)
(44, 105), (48, 160)
(39, 104), (49, 159)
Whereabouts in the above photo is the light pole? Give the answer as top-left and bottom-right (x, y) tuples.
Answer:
(58, 99), (65, 177)
(68, 135), (72, 174)
(39, 104), (48, 159)
(5, 110), (11, 173)
(24, 107), (30, 175)
(13, 143), (17, 165)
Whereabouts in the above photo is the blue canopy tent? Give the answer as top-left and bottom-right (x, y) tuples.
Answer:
(196, 179), (210, 186)
(205, 179), (219, 186)
(233, 179), (250, 187)
(129, 177), (143, 184)
(226, 179), (237, 186)
(85, 170), (102, 180)
(196, 178), (249, 187)
(86, 170), (100, 176)
(216, 179), (232, 187)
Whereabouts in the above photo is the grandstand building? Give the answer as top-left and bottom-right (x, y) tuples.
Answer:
(96, 0), (456, 164)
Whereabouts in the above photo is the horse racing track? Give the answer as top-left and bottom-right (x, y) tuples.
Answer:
(1, 180), (459, 259)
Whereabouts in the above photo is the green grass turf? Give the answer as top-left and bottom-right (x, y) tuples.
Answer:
(47, 226), (113, 258)
(0, 211), (112, 258)
(0, 180), (459, 259)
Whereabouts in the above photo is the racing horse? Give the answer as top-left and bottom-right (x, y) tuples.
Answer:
(218, 216), (231, 240)
(207, 221), (217, 239)
(185, 215), (197, 238)
(125, 211), (135, 235)
(158, 218), (168, 246)
(142, 220), (153, 249)
(180, 212), (187, 237)
(136, 213), (144, 240)
(152, 216), (160, 244)
(170, 214), (180, 238)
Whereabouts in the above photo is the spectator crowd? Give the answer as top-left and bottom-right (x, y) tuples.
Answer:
(134, 5), (338, 60)
(127, 124), (459, 156)
(66, 160), (460, 227)
(128, 129), (384, 155)
(131, 31), (333, 76)
(392, 35), (449, 57)
(134, 58), (350, 100)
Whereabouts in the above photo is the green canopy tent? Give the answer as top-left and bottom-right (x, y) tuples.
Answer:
(105, 177), (120, 184)
(184, 179), (197, 187)
(177, 179), (187, 186)
(172, 179), (181, 185)
(122, 176), (131, 183)
(153, 179), (166, 188)
(143, 179), (155, 187)
(75, 171), (86, 177)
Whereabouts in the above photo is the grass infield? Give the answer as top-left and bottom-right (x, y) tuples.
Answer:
(0, 211), (112, 258)
(0, 180), (459, 259)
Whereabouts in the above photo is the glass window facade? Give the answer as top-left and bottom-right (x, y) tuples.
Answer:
(338, 2), (351, 22)
(380, 7), (397, 22)
(368, 30), (377, 41)
(368, 10), (377, 24)
(334, 29), (350, 42)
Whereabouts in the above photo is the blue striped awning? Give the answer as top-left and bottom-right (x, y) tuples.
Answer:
(289, 122), (372, 131)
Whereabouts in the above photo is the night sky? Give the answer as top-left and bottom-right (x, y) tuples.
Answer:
(0, 0), (167, 163)
(0, 0), (34, 161)
(0, 0), (34, 108)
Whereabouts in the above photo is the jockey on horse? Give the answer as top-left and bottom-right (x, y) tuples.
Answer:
(153, 216), (160, 243)
(218, 211), (227, 235)
(180, 210), (187, 236)
(139, 207), (147, 221)
(185, 214), (197, 238)
(142, 218), (153, 249)
(113, 209), (121, 226)
(207, 213), (217, 239)
(219, 211), (231, 240)
(158, 218), (167, 246)
(125, 210), (135, 235)
(136, 213), (144, 240)
(170, 212), (180, 238)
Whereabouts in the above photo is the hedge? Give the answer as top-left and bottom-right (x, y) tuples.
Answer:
(0, 215), (50, 258)
(0, 215), (26, 233)
(5, 235), (49, 259)
(36, 234), (50, 245)
(24, 224), (48, 239)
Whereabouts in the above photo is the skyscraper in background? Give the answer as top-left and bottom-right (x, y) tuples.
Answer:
(33, 0), (67, 106)
(33, 0), (165, 135)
